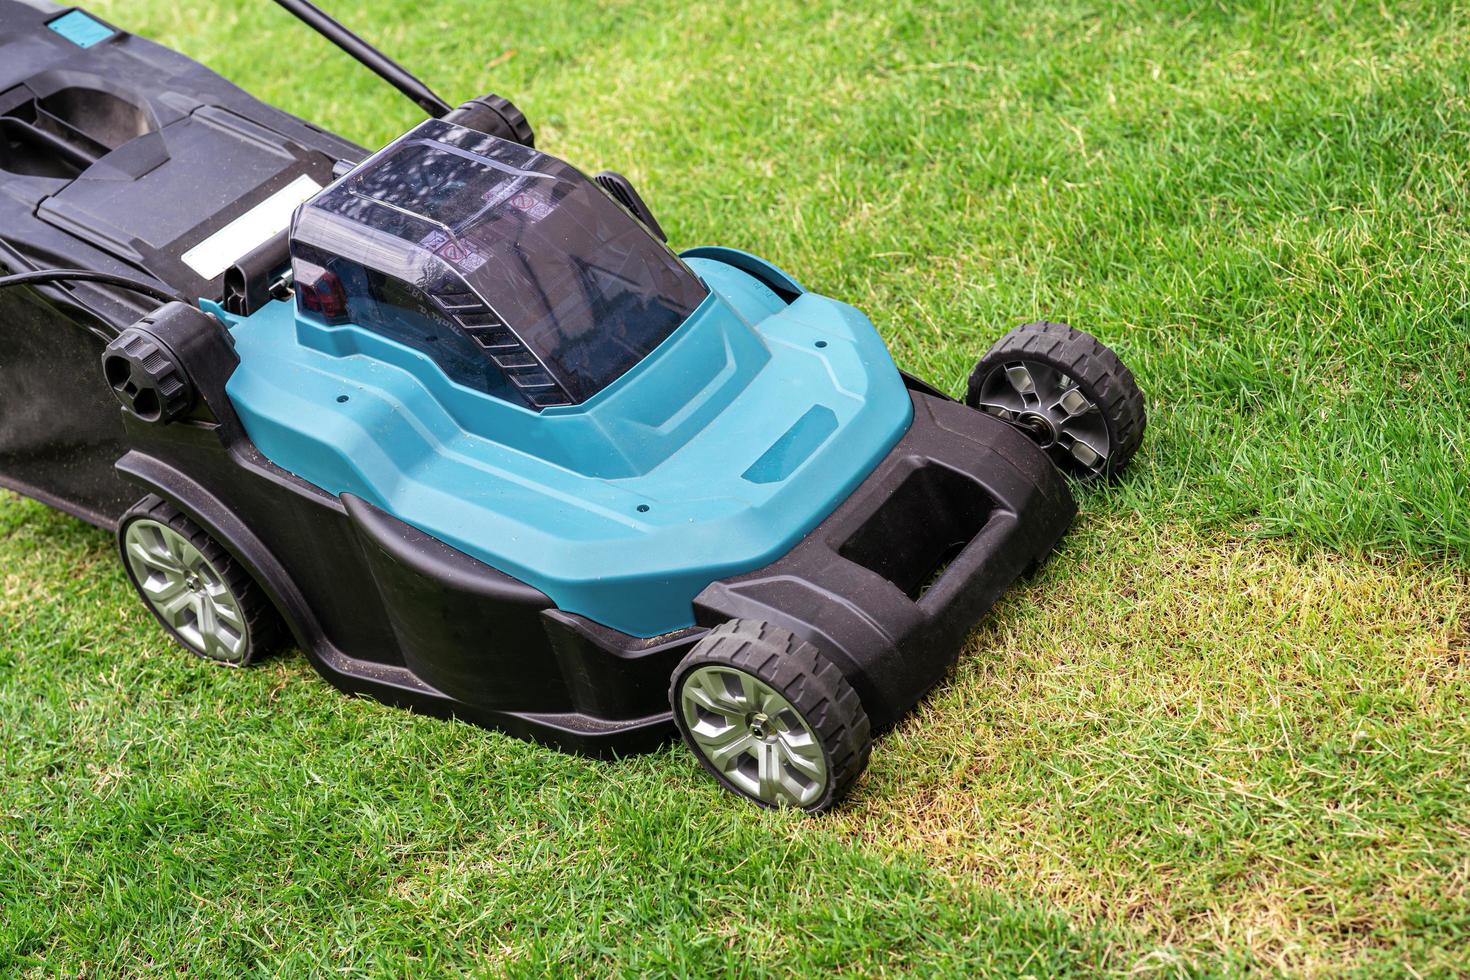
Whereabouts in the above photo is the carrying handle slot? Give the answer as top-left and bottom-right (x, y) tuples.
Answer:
(837, 462), (997, 602)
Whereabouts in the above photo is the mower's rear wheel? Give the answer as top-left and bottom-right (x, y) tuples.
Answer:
(118, 496), (284, 667)
(670, 620), (871, 812)
(966, 321), (1145, 480)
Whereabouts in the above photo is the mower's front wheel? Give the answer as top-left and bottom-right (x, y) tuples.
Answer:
(118, 496), (284, 667)
(670, 620), (871, 812)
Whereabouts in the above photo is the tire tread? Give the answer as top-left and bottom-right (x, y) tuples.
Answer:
(966, 321), (1145, 479)
(670, 619), (872, 811)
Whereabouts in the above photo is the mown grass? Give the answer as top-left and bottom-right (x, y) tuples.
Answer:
(4, 0), (1470, 974)
(841, 519), (1469, 973)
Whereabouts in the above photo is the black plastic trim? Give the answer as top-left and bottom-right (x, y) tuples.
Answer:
(696, 390), (1076, 730)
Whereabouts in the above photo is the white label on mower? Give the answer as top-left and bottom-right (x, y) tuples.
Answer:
(180, 175), (323, 280)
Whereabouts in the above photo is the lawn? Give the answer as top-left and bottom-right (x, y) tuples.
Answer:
(2, 0), (1468, 974)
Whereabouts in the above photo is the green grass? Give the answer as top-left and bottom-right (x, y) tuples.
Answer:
(4, 0), (1470, 973)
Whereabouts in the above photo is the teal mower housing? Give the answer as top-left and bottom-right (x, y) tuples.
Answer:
(0, 0), (1145, 810)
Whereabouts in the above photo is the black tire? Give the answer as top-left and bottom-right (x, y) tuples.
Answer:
(117, 495), (284, 666)
(966, 321), (1145, 480)
(670, 619), (871, 812)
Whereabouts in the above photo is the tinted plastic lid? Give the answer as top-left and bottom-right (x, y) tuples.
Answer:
(291, 118), (708, 407)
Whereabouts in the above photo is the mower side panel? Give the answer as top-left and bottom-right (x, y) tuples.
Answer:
(112, 407), (689, 755)
(695, 389), (1077, 730)
(94, 301), (686, 752)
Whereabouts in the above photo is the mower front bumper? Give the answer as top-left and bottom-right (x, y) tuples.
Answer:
(695, 388), (1077, 729)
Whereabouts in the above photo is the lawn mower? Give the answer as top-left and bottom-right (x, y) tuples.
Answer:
(0, 0), (1145, 810)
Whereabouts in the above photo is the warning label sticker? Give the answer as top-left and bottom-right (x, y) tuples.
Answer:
(419, 230), (488, 272)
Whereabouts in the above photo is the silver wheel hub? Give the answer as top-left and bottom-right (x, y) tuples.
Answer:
(123, 519), (250, 664)
(974, 361), (1110, 475)
(679, 665), (828, 807)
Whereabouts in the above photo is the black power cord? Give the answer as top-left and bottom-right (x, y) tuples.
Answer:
(0, 269), (185, 307)
(0, 269), (187, 342)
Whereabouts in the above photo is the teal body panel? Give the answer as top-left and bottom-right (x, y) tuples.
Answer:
(219, 252), (913, 637)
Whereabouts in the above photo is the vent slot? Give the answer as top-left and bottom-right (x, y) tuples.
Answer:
(838, 464), (995, 601)
(433, 292), (574, 408)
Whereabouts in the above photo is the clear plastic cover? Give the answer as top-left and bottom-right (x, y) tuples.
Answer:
(290, 119), (708, 407)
